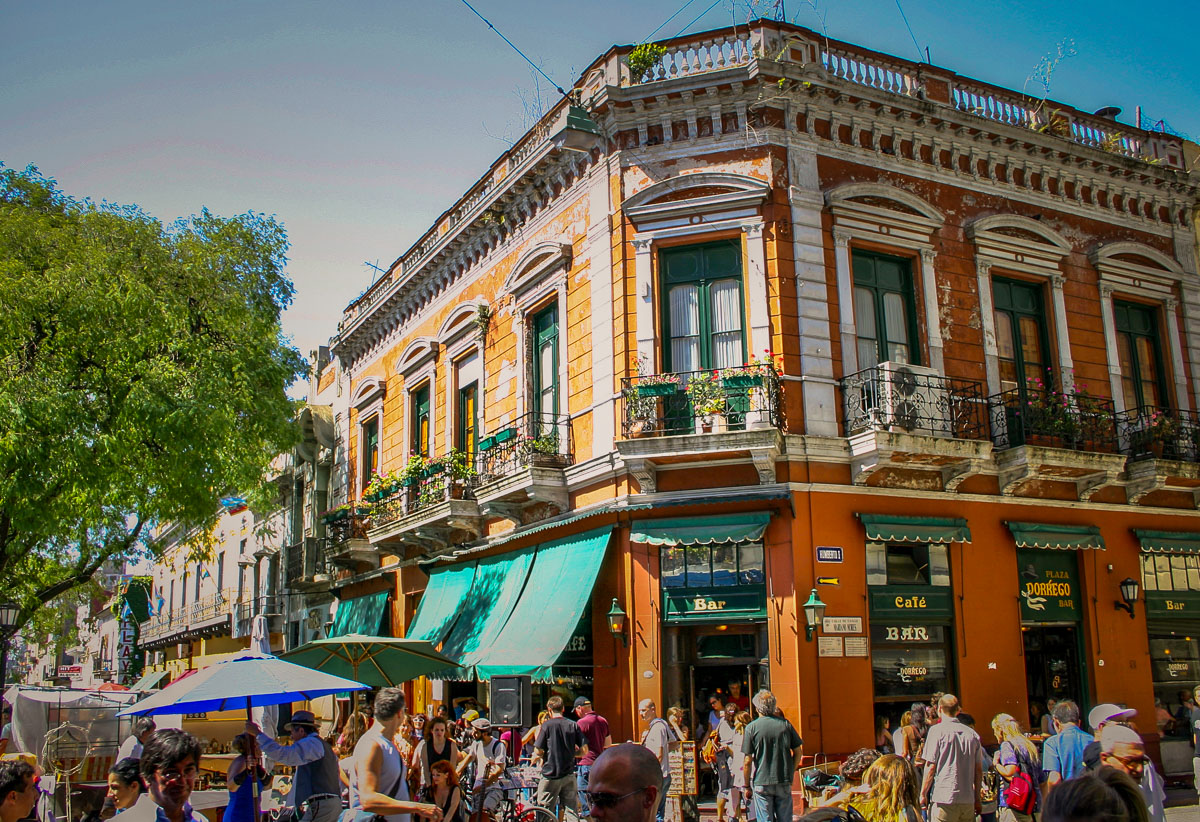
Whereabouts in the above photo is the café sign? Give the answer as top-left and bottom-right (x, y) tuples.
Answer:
(1017, 550), (1081, 621)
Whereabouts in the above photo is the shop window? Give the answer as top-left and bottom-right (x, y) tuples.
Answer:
(852, 251), (918, 368)
(361, 415), (380, 490)
(870, 624), (953, 700)
(1115, 301), (1168, 411)
(660, 240), (745, 372)
(411, 385), (430, 458)
(1142, 553), (1200, 592)
(866, 544), (950, 587)
(661, 542), (764, 589)
(993, 278), (1051, 394)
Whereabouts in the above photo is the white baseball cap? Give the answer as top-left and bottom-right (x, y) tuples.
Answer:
(1088, 703), (1137, 731)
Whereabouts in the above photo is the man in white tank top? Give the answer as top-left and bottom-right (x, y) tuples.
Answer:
(348, 688), (443, 822)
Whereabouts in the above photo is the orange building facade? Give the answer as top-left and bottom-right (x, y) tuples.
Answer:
(320, 19), (1200, 769)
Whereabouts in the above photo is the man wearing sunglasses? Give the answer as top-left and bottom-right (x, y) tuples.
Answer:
(138, 729), (203, 822)
(1098, 724), (1165, 822)
(581, 744), (662, 822)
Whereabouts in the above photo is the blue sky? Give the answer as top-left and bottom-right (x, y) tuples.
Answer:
(3, 1), (1196, 364)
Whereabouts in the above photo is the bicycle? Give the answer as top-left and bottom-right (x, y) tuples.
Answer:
(474, 767), (558, 822)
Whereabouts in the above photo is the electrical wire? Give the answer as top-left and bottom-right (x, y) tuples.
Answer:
(893, 0), (924, 63)
(672, 0), (725, 40)
(457, 0), (567, 98)
(642, 0), (703, 44)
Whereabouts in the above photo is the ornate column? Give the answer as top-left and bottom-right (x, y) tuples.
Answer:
(744, 221), (771, 357)
(1049, 273), (1076, 392)
(919, 248), (945, 373)
(833, 229), (858, 376)
(1098, 283), (1126, 413)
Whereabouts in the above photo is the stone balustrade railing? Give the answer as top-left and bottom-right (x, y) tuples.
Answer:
(821, 47), (921, 97)
(630, 32), (754, 84)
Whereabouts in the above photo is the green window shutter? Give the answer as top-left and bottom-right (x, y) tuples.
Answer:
(412, 385), (430, 457)
(1114, 301), (1167, 411)
(660, 241), (745, 373)
(992, 278), (1051, 395)
(851, 251), (918, 368)
(533, 305), (559, 419)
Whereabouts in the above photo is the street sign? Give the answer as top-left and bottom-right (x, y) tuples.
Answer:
(817, 576), (840, 586)
(816, 546), (843, 563)
(822, 616), (863, 634)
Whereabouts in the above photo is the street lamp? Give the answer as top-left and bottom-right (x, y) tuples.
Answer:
(803, 589), (826, 642)
(606, 598), (628, 647)
(1114, 577), (1140, 619)
(0, 602), (21, 694)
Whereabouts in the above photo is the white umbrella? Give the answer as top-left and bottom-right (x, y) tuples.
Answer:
(249, 615), (278, 735)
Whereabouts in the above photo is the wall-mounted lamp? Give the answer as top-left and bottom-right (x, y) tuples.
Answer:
(607, 597), (628, 646)
(803, 588), (827, 642)
(1114, 577), (1140, 619)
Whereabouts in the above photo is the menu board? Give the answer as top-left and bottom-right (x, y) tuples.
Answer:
(667, 740), (699, 796)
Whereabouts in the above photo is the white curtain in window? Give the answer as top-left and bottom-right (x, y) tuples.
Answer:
(855, 287), (878, 368)
(669, 285), (700, 372)
(710, 279), (744, 369)
(883, 292), (910, 363)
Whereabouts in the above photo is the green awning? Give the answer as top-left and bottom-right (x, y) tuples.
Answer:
(629, 513), (771, 547)
(475, 527), (613, 683)
(433, 547), (536, 681)
(1134, 530), (1200, 555)
(331, 589), (391, 637)
(130, 670), (168, 691)
(858, 515), (971, 544)
(407, 560), (479, 645)
(1006, 522), (1105, 551)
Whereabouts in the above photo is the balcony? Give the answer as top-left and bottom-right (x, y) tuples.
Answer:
(617, 365), (784, 492)
(839, 363), (991, 490)
(474, 412), (573, 525)
(233, 595), (283, 639)
(324, 511), (377, 571)
(366, 460), (484, 555)
(138, 590), (235, 649)
(1118, 407), (1200, 506)
(988, 387), (1125, 499)
(286, 538), (335, 593)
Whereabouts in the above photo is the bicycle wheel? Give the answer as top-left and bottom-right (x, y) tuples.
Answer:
(511, 804), (558, 822)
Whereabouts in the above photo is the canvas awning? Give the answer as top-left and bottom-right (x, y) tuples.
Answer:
(1134, 529), (1200, 555)
(474, 528), (612, 683)
(330, 589), (390, 637)
(406, 560), (478, 646)
(130, 670), (168, 692)
(629, 513), (771, 547)
(858, 514), (971, 544)
(1006, 522), (1105, 551)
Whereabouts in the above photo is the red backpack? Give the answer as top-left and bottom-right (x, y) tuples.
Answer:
(1004, 747), (1037, 814)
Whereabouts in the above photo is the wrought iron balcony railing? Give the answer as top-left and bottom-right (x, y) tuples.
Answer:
(840, 364), (987, 439)
(988, 387), (1118, 452)
(326, 512), (370, 545)
(370, 460), (481, 529)
(620, 365), (783, 439)
(477, 411), (574, 482)
(1117, 406), (1200, 462)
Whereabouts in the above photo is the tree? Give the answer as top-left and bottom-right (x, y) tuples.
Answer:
(0, 165), (306, 634)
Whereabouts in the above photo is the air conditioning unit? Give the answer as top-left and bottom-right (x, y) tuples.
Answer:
(873, 361), (952, 436)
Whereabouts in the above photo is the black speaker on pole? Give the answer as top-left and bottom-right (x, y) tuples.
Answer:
(489, 675), (532, 727)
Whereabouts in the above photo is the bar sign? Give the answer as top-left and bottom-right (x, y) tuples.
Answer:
(816, 545), (843, 563)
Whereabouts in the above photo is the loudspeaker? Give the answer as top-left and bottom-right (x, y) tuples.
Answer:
(489, 675), (532, 727)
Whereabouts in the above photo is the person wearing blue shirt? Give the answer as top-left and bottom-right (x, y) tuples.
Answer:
(1041, 700), (1093, 797)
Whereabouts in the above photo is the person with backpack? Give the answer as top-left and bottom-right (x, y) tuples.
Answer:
(990, 714), (1040, 822)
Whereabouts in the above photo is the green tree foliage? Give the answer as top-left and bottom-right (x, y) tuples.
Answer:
(0, 166), (306, 632)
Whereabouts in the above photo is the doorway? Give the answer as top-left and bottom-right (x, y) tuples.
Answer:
(1023, 624), (1087, 717)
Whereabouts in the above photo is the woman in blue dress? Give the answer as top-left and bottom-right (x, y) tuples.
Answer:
(224, 733), (273, 822)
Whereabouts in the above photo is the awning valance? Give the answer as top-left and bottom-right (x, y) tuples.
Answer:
(630, 513), (771, 547)
(433, 547), (536, 681)
(130, 670), (168, 691)
(406, 561), (478, 645)
(475, 527), (613, 683)
(1134, 529), (1200, 555)
(858, 514), (971, 544)
(1006, 522), (1105, 551)
(330, 589), (391, 637)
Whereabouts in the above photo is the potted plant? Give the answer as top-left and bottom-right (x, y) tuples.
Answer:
(1135, 410), (1179, 458)
(636, 371), (681, 397)
(626, 42), (667, 84)
(687, 372), (726, 433)
(446, 449), (478, 498)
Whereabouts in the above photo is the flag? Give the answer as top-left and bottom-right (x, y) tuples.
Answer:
(200, 567), (212, 580)
(154, 594), (165, 615)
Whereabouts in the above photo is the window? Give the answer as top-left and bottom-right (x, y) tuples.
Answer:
(457, 382), (478, 454)
(1115, 302), (1168, 411)
(870, 624), (953, 700)
(170, 580), (175, 615)
(853, 251), (918, 368)
(1142, 554), (1200, 593)
(195, 564), (201, 599)
(661, 542), (765, 589)
(181, 572), (187, 607)
(411, 385), (431, 457)
(993, 278), (1051, 394)
(660, 240), (745, 372)
(361, 415), (380, 490)
(217, 552), (225, 591)
(532, 305), (559, 419)
(237, 564), (245, 603)
(866, 544), (951, 587)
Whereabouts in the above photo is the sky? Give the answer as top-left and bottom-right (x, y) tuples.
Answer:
(3, 1), (1197, 366)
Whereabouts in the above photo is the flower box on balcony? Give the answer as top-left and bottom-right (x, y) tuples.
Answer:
(478, 435), (497, 452)
(722, 373), (762, 389)
(321, 509), (348, 524)
(637, 382), (679, 397)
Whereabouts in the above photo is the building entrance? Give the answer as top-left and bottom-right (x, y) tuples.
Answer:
(1022, 624), (1086, 716)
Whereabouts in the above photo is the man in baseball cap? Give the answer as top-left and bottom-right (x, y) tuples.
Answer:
(574, 697), (612, 818)
(466, 718), (505, 822)
(1082, 703), (1137, 771)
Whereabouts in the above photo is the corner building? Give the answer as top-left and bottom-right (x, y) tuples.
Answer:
(325, 19), (1200, 768)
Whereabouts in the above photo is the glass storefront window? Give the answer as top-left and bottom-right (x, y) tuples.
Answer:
(1149, 630), (1200, 736)
(869, 624), (952, 700)
(662, 547), (685, 588)
(739, 543), (764, 584)
(685, 544), (711, 587)
(660, 542), (766, 589)
(712, 544), (737, 586)
(867, 544), (950, 587)
(1142, 553), (1200, 592)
